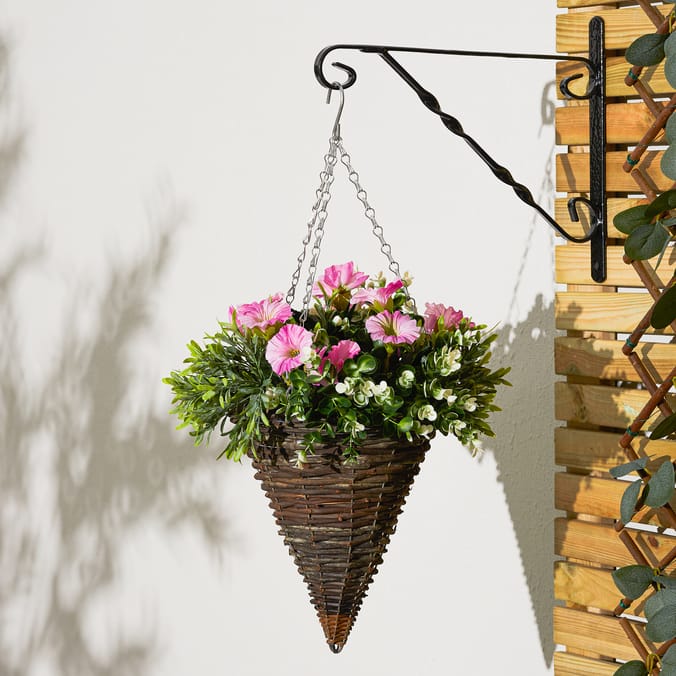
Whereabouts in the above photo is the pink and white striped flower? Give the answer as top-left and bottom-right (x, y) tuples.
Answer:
(350, 279), (403, 310)
(236, 294), (292, 332)
(423, 302), (467, 333)
(365, 310), (421, 345)
(313, 262), (369, 298)
(265, 324), (314, 375)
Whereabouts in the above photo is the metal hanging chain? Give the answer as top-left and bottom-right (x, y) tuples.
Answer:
(289, 82), (415, 320)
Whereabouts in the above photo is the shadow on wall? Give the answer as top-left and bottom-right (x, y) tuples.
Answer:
(0, 44), (228, 676)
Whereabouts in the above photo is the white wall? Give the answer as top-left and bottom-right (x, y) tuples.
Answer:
(1, 1), (561, 674)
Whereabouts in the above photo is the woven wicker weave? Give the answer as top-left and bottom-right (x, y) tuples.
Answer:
(250, 423), (429, 652)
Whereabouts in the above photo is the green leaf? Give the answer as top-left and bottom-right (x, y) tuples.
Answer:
(613, 204), (652, 235)
(651, 413), (676, 440)
(624, 223), (671, 260)
(667, 50), (676, 89)
(644, 459), (675, 507)
(356, 353), (377, 374)
(614, 661), (648, 676)
(655, 575), (676, 590)
(662, 143), (676, 181)
(612, 565), (655, 599)
(610, 457), (649, 478)
(625, 33), (667, 66)
(645, 588), (676, 620)
(651, 282), (676, 330)
(621, 479), (643, 524)
(663, 644), (676, 666)
(661, 662), (676, 676)
(667, 111), (676, 145)
(398, 416), (414, 432)
(645, 189), (676, 218)
(645, 603), (676, 642)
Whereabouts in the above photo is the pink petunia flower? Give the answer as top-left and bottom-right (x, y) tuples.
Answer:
(327, 340), (361, 371)
(365, 310), (421, 345)
(313, 262), (369, 297)
(351, 279), (403, 309)
(236, 294), (292, 332)
(265, 324), (314, 375)
(423, 302), (466, 333)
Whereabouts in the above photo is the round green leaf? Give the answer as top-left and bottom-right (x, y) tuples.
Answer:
(624, 223), (671, 261)
(666, 52), (676, 89)
(666, 33), (676, 60)
(644, 459), (675, 507)
(613, 204), (652, 235)
(621, 479), (643, 525)
(645, 189), (676, 218)
(612, 564), (655, 600)
(663, 644), (676, 666)
(645, 589), (676, 620)
(666, 113), (676, 144)
(626, 33), (667, 66)
(651, 282), (676, 330)
(356, 353), (377, 374)
(645, 603), (676, 642)
(662, 144), (676, 181)
(614, 661), (648, 676)
(661, 663), (676, 676)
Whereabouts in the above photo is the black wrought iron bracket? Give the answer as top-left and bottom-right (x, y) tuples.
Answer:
(314, 16), (607, 282)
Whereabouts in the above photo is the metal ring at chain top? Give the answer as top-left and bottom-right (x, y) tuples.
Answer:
(286, 137), (339, 307)
(335, 138), (417, 312)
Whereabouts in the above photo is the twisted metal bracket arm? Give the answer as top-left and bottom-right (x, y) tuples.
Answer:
(314, 16), (607, 282)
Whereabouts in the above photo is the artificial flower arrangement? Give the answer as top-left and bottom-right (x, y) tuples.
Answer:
(164, 261), (510, 463)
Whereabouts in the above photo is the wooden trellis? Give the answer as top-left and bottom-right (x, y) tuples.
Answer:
(554, 1), (676, 673)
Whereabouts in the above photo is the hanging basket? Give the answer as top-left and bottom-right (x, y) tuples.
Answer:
(249, 421), (429, 653)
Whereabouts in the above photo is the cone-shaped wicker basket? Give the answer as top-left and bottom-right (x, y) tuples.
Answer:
(250, 422), (429, 653)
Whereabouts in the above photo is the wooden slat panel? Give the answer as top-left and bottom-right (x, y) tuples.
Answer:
(555, 381), (676, 428)
(553, 652), (619, 676)
(555, 336), (676, 382)
(557, 150), (672, 193)
(556, 102), (661, 145)
(555, 291), (674, 333)
(555, 427), (676, 473)
(557, 5), (671, 52)
(555, 561), (651, 616)
(555, 517), (675, 567)
(557, 56), (670, 99)
(556, 472), (675, 523)
(556, 244), (675, 287)
(555, 197), (645, 239)
(558, 0), (628, 6)
(554, 606), (647, 662)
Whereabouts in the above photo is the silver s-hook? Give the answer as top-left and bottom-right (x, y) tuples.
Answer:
(326, 82), (345, 140)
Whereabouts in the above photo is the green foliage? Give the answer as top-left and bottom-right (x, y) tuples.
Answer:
(625, 33), (667, 67)
(610, 456), (649, 478)
(164, 266), (510, 463)
(644, 460), (675, 508)
(612, 565), (655, 600)
(614, 661), (647, 676)
(651, 280), (676, 330)
(620, 479), (643, 525)
(651, 412), (676, 440)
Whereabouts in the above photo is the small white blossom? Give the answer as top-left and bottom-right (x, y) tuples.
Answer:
(463, 397), (477, 412)
(417, 404), (437, 422)
(397, 369), (415, 388)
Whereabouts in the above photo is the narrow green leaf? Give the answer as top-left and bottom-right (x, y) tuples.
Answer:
(625, 33), (667, 66)
(645, 589), (676, 620)
(624, 223), (671, 260)
(610, 457), (649, 478)
(645, 189), (676, 218)
(614, 661), (648, 676)
(651, 413), (676, 440)
(621, 480), (643, 524)
(644, 459), (675, 507)
(645, 604), (676, 642)
(613, 204), (652, 235)
(612, 565), (655, 599)
(651, 282), (676, 330)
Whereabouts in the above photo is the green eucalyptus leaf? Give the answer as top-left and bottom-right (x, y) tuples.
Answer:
(644, 459), (675, 508)
(651, 282), (676, 329)
(663, 644), (676, 666)
(667, 112), (676, 145)
(610, 457), (649, 478)
(614, 661), (648, 676)
(645, 603), (676, 642)
(625, 223), (671, 260)
(645, 589), (676, 620)
(613, 204), (652, 235)
(655, 575), (676, 589)
(646, 189), (676, 218)
(625, 33), (667, 66)
(667, 50), (676, 89)
(621, 479), (643, 524)
(651, 413), (676, 440)
(612, 565), (655, 599)
(661, 663), (676, 676)
(662, 144), (676, 181)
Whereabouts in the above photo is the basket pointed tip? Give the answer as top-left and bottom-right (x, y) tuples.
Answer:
(329, 642), (344, 654)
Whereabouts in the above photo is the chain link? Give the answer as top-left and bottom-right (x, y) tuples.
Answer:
(287, 129), (415, 320)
